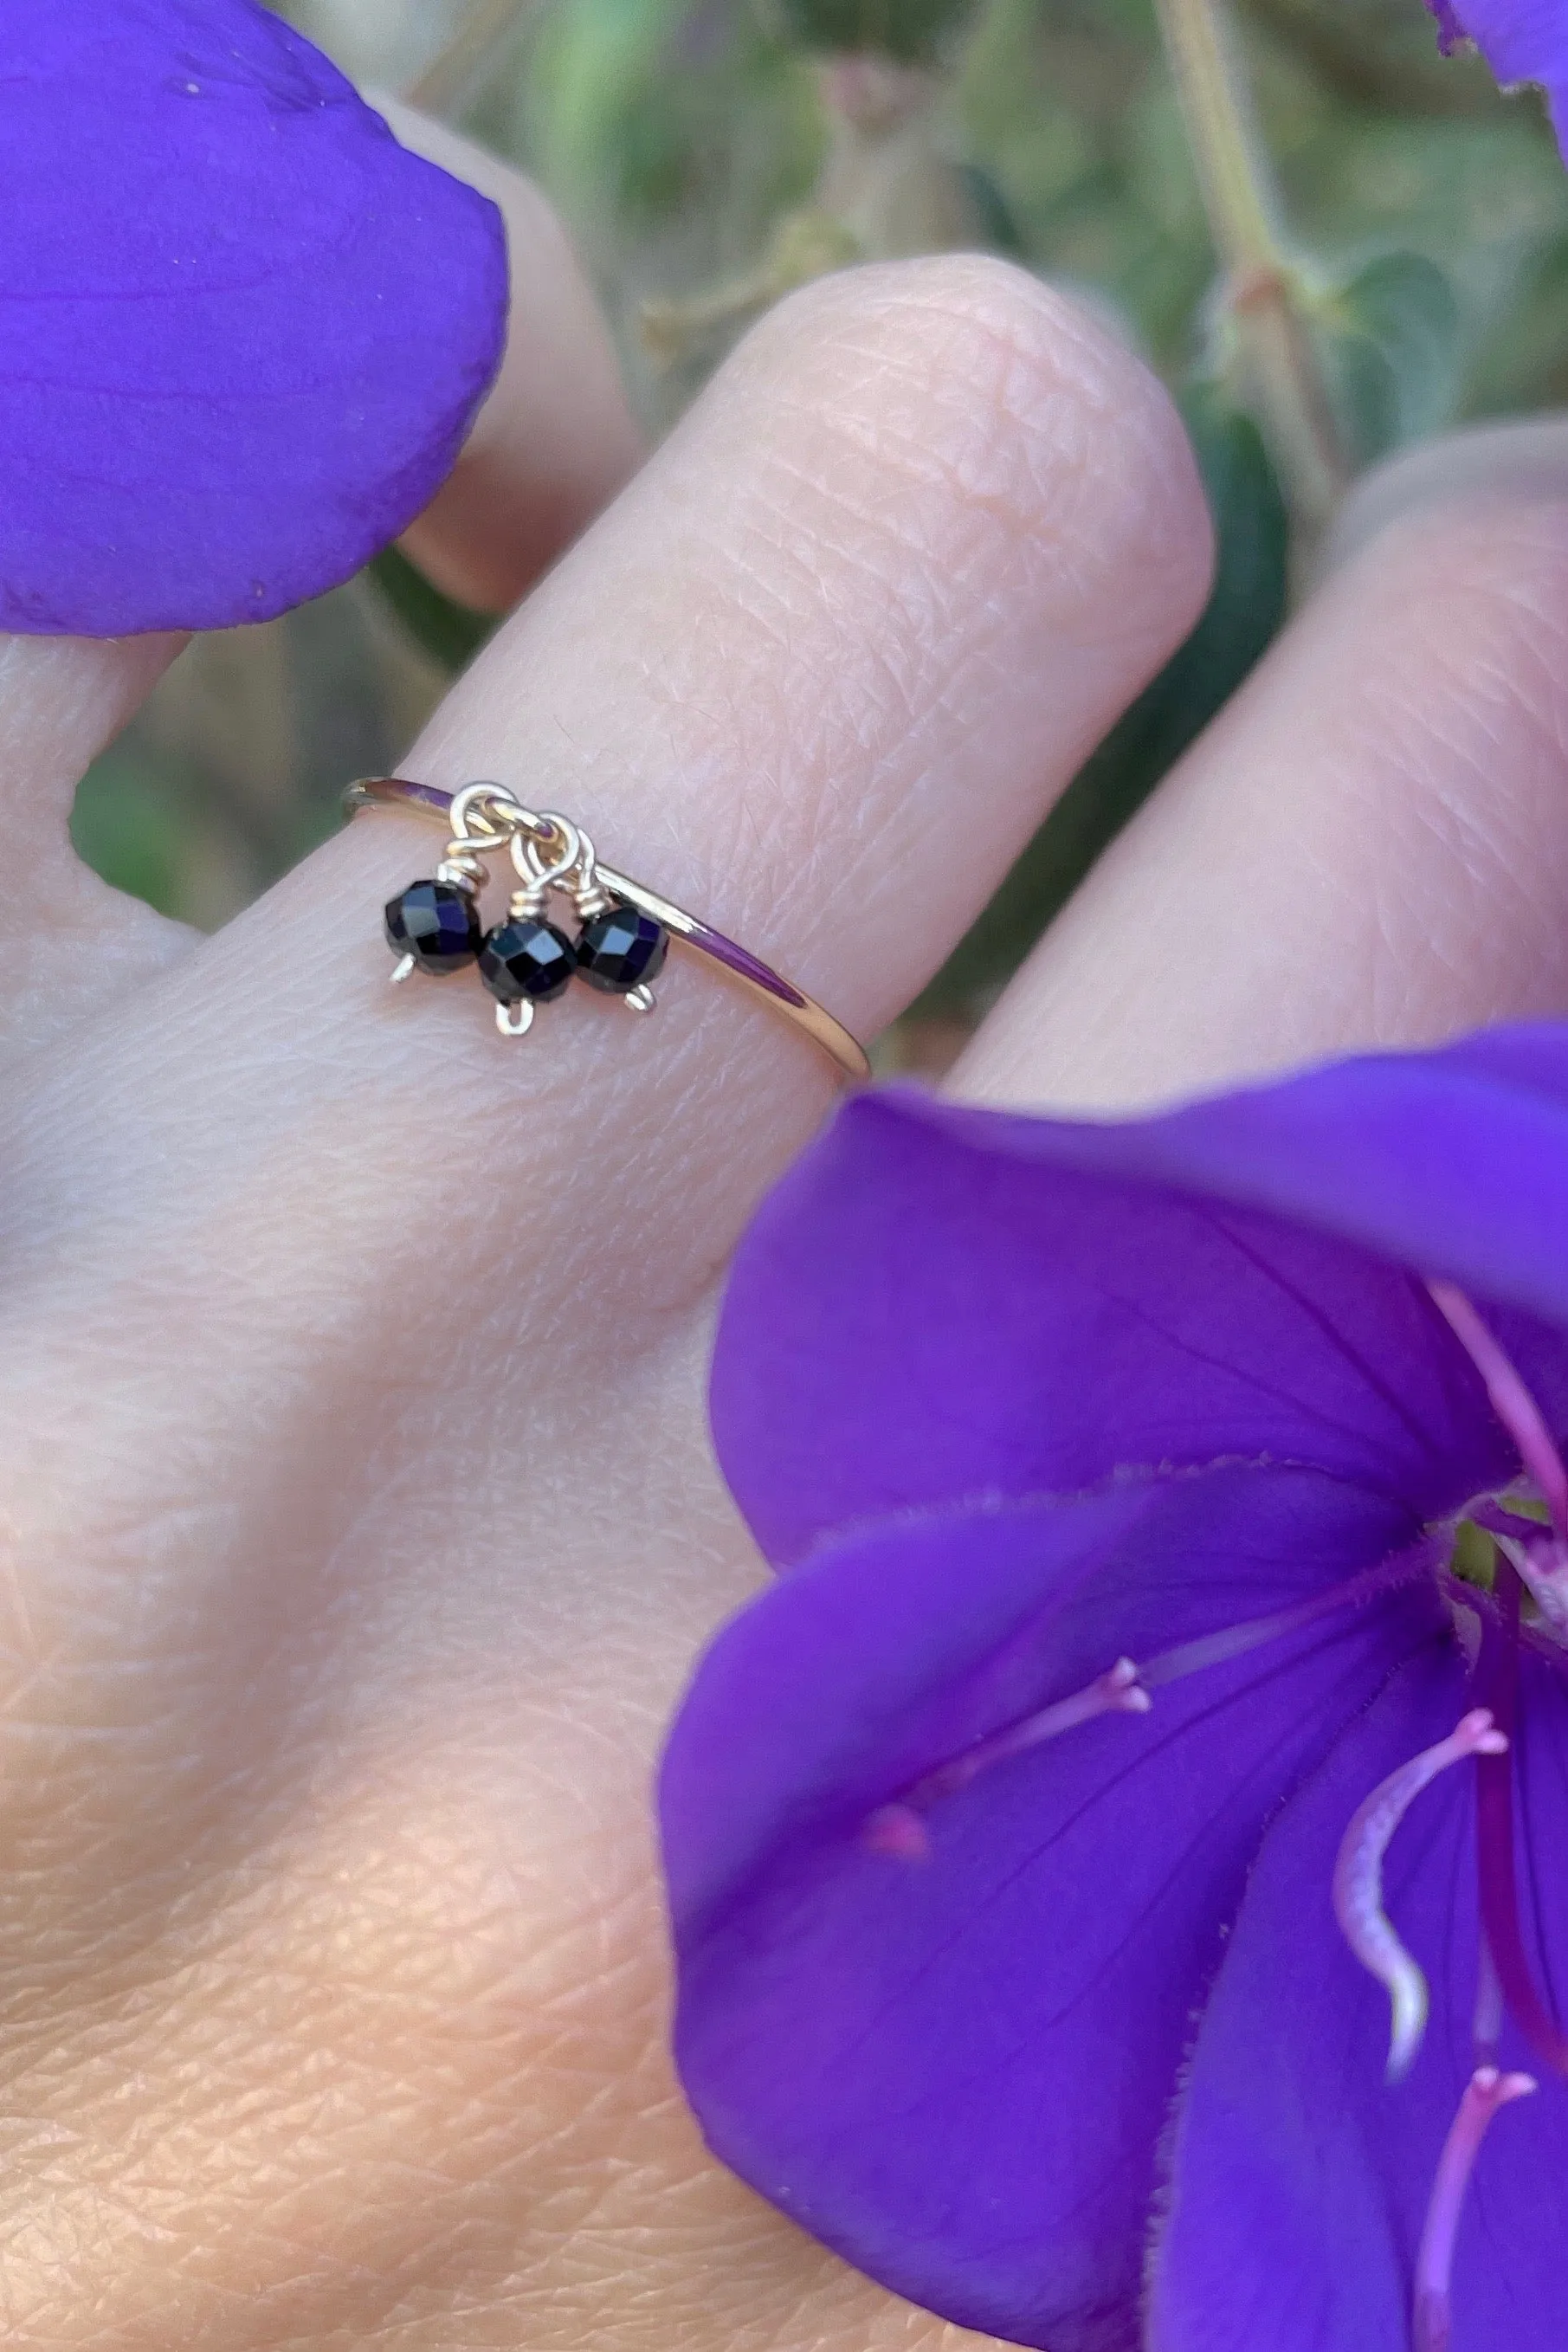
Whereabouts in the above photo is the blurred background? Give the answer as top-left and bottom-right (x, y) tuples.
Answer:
(75, 0), (1568, 1026)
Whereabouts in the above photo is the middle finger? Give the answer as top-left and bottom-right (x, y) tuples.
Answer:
(962, 457), (1568, 1111)
(3, 255), (1210, 1329)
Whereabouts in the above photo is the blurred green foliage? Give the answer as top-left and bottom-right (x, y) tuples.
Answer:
(1306, 251), (1461, 465)
(71, 746), (190, 924)
(77, 0), (1568, 1024)
(771, 0), (979, 61)
(368, 545), (498, 671)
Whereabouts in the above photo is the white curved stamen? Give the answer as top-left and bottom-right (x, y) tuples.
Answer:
(1412, 2065), (1536, 2352)
(1332, 1709), (1507, 2081)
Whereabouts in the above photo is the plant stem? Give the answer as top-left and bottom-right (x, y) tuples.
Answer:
(813, 57), (979, 258)
(405, 0), (540, 119)
(1152, 0), (1348, 531)
(639, 58), (978, 371)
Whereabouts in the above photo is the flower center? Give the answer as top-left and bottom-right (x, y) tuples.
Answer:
(861, 1281), (1568, 2349)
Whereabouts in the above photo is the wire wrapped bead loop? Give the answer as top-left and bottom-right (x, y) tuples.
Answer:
(349, 776), (870, 1083)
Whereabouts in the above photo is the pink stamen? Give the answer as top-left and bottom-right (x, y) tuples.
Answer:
(1137, 1545), (1437, 1694)
(918, 1657), (1152, 1802)
(863, 1804), (932, 1861)
(1411, 2065), (1536, 2352)
(1474, 1564), (1568, 2080)
(861, 1548), (1435, 1854)
(863, 1659), (1152, 1856)
(1472, 1935), (1503, 2068)
(1429, 1281), (1568, 1541)
(1332, 1710), (1507, 2081)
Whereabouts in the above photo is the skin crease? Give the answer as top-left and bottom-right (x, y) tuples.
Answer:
(3, 113), (1568, 2352)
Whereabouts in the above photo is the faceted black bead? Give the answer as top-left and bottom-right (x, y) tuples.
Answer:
(574, 901), (668, 994)
(384, 879), (481, 974)
(479, 916), (578, 1005)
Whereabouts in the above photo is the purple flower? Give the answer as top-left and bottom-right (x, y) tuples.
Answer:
(1427, 0), (1568, 153)
(661, 1027), (1568, 2352)
(0, 0), (507, 635)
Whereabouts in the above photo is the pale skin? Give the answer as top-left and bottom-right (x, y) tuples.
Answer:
(4, 111), (1568, 2351)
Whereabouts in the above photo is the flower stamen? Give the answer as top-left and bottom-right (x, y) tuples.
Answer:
(1136, 1544), (1437, 1692)
(1332, 1708), (1507, 2081)
(1411, 2064), (1536, 2352)
(862, 1548), (1439, 1855)
(1429, 1281), (1568, 1541)
(1471, 1935), (1503, 2069)
(921, 1655), (1154, 1796)
(863, 1659), (1151, 1857)
(862, 1805), (933, 1861)
(1472, 1565), (1568, 2080)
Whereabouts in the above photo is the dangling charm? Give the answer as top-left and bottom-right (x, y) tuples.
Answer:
(478, 817), (580, 1037)
(384, 879), (481, 981)
(383, 781), (501, 982)
(568, 832), (668, 1012)
(350, 774), (871, 1080)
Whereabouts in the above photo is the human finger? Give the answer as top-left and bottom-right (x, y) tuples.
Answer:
(1319, 416), (1568, 577)
(958, 457), (1568, 1111)
(381, 100), (642, 612)
(0, 262), (1206, 2349)
(0, 630), (186, 1062)
(9, 256), (1211, 1316)
(0, 255), (1223, 2352)
(0, 260), (1212, 1945)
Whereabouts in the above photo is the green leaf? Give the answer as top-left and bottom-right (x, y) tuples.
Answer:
(1309, 251), (1461, 468)
(912, 381), (1289, 1017)
(367, 546), (499, 674)
(71, 746), (192, 923)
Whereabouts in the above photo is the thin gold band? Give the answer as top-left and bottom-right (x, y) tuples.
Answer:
(345, 776), (870, 1084)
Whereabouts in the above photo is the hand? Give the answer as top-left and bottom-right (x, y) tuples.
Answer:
(3, 112), (1566, 2351)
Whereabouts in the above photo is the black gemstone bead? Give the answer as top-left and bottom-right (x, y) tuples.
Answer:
(575, 901), (668, 993)
(479, 917), (578, 1005)
(384, 879), (481, 974)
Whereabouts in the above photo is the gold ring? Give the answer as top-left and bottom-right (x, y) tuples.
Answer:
(345, 777), (869, 1085)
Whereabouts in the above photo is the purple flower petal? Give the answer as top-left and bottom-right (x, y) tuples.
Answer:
(1428, 0), (1568, 148)
(1427, 0), (1468, 55)
(662, 1465), (1436, 2349)
(712, 1064), (1533, 1571)
(1151, 1646), (1568, 2351)
(0, 0), (507, 634)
